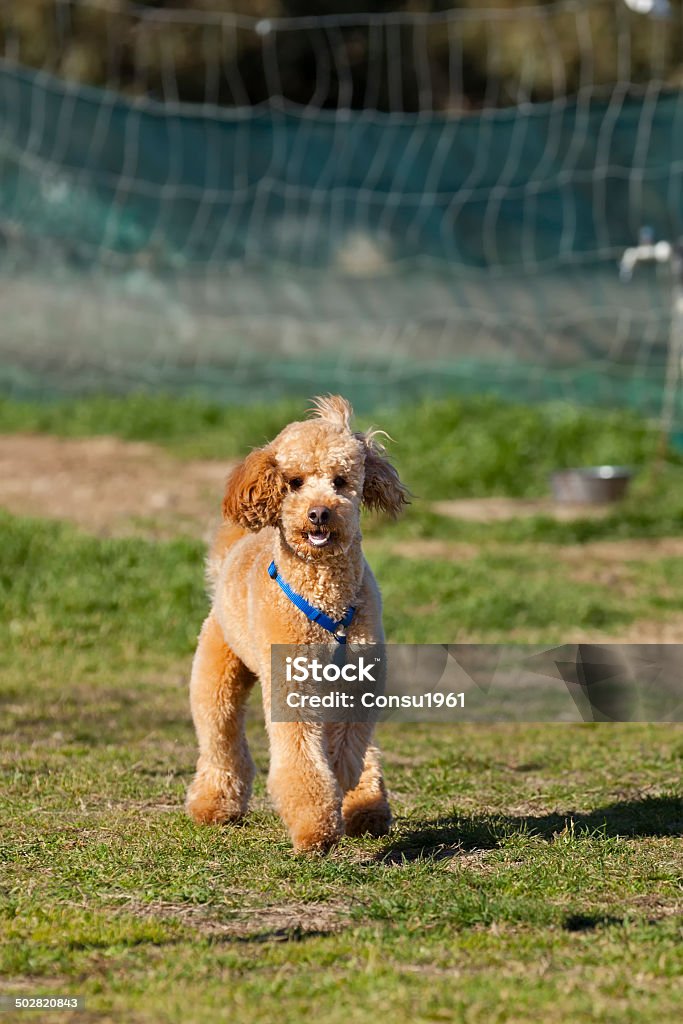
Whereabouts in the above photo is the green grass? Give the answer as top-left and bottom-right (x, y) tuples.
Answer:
(1, 507), (682, 1022)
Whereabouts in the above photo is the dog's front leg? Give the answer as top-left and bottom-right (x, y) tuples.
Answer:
(186, 614), (256, 825)
(267, 721), (343, 853)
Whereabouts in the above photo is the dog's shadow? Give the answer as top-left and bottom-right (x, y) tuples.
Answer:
(371, 794), (683, 865)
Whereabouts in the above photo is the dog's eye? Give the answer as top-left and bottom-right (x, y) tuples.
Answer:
(333, 476), (347, 490)
(289, 477), (304, 491)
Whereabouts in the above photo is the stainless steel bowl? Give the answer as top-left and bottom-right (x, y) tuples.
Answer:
(550, 466), (633, 505)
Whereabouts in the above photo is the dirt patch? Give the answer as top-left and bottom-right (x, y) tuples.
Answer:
(389, 540), (482, 563)
(433, 497), (612, 522)
(557, 537), (683, 563)
(391, 536), (683, 569)
(0, 434), (231, 539)
(625, 895), (683, 921)
(586, 614), (683, 643)
(483, 614), (683, 644)
(443, 848), (496, 873)
(122, 898), (349, 941)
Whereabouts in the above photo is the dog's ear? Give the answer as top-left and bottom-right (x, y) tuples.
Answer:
(357, 431), (409, 518)
(222, 447), (284, 531)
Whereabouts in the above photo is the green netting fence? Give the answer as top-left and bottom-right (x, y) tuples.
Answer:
(1, 7), (682, 417)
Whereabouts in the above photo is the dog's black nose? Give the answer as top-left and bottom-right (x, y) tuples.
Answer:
(308, 505), (330, 526)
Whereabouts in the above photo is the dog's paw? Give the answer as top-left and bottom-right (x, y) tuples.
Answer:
(185, 769), (249, 825)
(343, 802), (392, 838)
(290, 809), (344, 854)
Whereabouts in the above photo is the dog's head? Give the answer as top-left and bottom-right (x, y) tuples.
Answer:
(222, 395), (408, 560)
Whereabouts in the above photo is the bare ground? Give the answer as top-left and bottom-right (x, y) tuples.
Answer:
(112, 897), (350, 940)
(391, 537), (683, 565)
(0, 434), (231, 540)
(432, 497), (612, 523)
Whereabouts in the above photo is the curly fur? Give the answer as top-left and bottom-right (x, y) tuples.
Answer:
(357, 431), (408, 517)
(221, 447), (284, 530)
(308, 394), (353, 431)
(186, 395), (406, 852)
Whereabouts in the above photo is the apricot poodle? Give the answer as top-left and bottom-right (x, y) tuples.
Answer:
(185, 395), (408, 852)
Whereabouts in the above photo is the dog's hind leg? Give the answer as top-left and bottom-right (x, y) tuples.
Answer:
(342, 744), (392, 838)
(186, 614), (256, 825)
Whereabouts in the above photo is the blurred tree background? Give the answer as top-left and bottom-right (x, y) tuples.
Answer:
(2, 0), (682, 112)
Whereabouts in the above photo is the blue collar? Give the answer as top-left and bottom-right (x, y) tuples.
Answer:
(268, 561), (356, 644)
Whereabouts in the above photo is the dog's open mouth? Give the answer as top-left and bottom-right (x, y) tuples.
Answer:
(304, 528), (334, 548)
